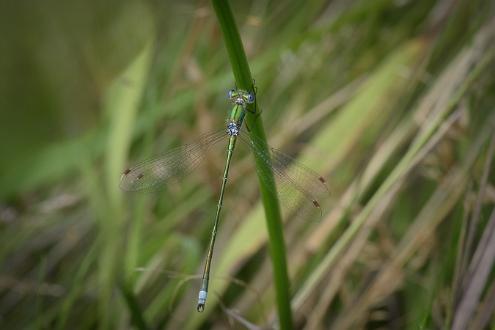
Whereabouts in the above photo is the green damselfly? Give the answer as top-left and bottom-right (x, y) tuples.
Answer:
(120, 88), (328, 312)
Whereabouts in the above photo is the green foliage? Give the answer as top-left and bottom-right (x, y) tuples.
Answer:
(1, 0), (494, 329)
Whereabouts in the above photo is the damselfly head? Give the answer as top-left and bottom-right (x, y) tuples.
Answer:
(227, 88), (255, 106)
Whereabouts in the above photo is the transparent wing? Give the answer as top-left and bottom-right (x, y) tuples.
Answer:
(120, 130), (227, 191)
(238, 131), (329, 217)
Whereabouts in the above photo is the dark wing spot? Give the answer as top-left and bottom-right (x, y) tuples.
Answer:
(312, 200), (320, 208)
(318, 176), (326, 184)
(137, 173), (144, 180)
(123, 169), (131, 175)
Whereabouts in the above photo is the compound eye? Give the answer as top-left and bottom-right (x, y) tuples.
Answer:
(227, 89), (235, 99)
(247, 93), (255, 103)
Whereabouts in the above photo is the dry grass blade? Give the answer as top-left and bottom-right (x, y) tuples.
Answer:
(331, 114), (495, 330)
(292, 17), (495, 317)
(469, 280), (495, 330)
(305, 184), (401, 329)
(456, 134), (495, 292)
(452, 206), (495, 330)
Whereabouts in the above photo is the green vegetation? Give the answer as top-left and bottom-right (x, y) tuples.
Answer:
(211, 0), (292, 328)
(1, 0), (494, 329)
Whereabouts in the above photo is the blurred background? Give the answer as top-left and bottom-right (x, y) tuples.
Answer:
(1, 0), (495, 329)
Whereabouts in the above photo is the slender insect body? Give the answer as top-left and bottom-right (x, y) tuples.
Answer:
(120, 87), (328, 313)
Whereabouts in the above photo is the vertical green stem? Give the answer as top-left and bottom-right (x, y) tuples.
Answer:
(211, 1), (293, 329)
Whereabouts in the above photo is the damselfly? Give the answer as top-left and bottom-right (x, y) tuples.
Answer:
(120, 88), (328, 312)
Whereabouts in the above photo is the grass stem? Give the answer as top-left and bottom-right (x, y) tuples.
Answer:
(211, 1), (293, 328)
